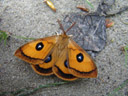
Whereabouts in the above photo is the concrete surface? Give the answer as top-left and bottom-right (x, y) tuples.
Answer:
(0, 0), (128, 96)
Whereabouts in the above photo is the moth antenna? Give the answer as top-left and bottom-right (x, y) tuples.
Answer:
(57, 19), (76, 35)
(57, 19), (66, 34)
(65, 22), (76, 33)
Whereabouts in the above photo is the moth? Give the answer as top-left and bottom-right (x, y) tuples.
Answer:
(15, 20), (97, 81)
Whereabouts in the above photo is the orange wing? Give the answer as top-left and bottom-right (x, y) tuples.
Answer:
(31, 52), (55, 76)
(67, 39), (98, 78)
(15, 35), (58, 64)
(52, 48), (78, 81)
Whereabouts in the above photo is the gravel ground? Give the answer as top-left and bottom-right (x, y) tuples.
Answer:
(0, 0), (128, 96)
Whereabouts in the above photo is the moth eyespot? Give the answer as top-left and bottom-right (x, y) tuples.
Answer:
(45, 55), (52, 63)
(36, 42), (44, 51)
(76, 53), (84, 62)
(64, 60), (68, 68)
